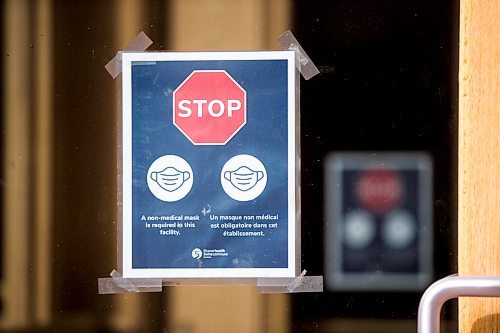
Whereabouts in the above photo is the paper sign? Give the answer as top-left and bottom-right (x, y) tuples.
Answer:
(120, 51), (297, 278)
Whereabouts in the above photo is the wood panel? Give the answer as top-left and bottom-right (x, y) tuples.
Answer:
(33, 0), (53, 326)
(458, 0), (500, 332)
(0, 0), (31, 329)
(169, 0), (289, 51)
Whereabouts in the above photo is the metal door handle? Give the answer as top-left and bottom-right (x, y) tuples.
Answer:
(418, 274), (500, 333)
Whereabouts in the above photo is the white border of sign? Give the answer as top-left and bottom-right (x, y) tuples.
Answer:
(121, 51), (297, 279)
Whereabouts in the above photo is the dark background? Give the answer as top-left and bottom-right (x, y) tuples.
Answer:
(291, 0), (459, 328)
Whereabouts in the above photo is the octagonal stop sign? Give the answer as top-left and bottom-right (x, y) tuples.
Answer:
(173, 70), (247, 145)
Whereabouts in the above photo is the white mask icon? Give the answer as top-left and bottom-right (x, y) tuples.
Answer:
(151, 166), (191, 192)
(224, 166), (264, 192)
(221, 154), (267, 201)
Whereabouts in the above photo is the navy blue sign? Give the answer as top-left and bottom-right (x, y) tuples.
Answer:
(120, 51), (296, 278)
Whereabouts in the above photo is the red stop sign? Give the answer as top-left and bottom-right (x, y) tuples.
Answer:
(173, 70), (246, 145)
(355, 168), (404, 214)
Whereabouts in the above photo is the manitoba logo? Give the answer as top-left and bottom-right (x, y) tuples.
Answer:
(191, 248), (203, 259)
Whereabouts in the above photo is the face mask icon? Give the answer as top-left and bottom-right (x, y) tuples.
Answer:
(221, 154), (267, 201)
(224, 165), (264, 192)
(147, 155), (193, 202)
(151, 166), (191, 192)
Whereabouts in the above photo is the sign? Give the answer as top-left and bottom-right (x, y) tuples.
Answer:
(120, 51), (297, 279)
(173, 70), (246, 145)
(324, 152), (433, 291)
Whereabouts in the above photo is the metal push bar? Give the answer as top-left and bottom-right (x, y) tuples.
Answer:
(418, 275), (500, 333)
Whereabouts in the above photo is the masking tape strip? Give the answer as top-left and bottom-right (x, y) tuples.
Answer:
(162, 278), (255, 286)
(279, 30), (320, 80)
(105, 31), (153, 79)
(287, 268), (307, 292)
(256, 270), (324, 294)
(98, 269), (162, 294)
